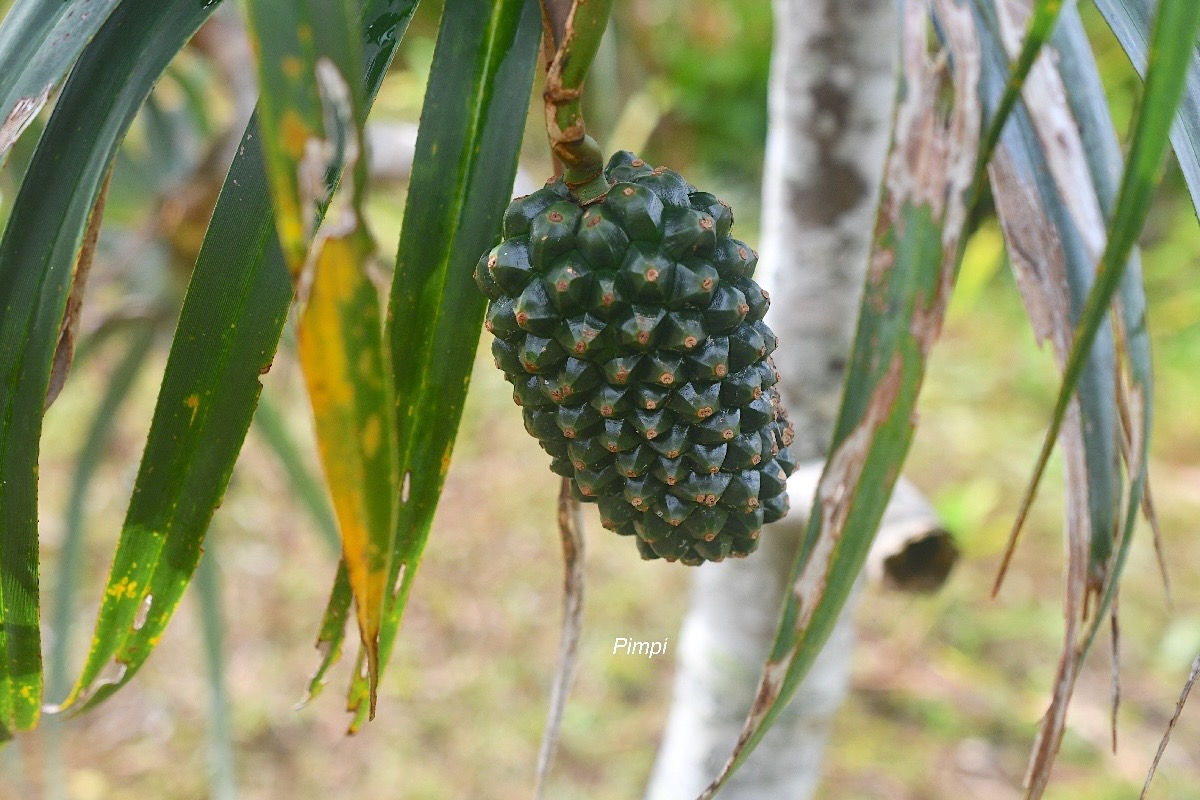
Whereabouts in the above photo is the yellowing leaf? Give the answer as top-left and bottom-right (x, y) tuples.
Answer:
(297, 229), (396, 716)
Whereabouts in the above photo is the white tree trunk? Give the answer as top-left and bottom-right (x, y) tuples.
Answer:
(645, 1), (907, 797)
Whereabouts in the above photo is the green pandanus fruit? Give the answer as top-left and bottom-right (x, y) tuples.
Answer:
(476, 151), (795, 564)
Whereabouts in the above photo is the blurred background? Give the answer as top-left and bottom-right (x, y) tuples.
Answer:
(2, 1), (1200, 797)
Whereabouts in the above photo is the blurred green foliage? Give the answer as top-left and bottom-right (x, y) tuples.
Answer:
(614, 2), (772, 186)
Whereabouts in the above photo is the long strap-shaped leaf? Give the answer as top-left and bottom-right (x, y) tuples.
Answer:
(0, 0), (123, 159)
(48, 326), (157, 701)
(245, 0), (398, 714)
(1054, 6), (1155, 664)
(57, 0), (421, 714)
(339, 0), (543, 729)
(1006, 0), (1200, 631)
(243, 0), (363, 272)
(973, 0), (1122, 590)
(0, 0), (220, 734)
(1094, 0), (1200, 218)
(971, 2), (1152, 793)
(57, 122), (289, 712)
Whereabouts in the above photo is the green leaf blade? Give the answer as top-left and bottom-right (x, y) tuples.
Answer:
(0, 0), (220, 731)
(0, 0), (123, 158)
(59, 0), (419, 715)
(62, 124), (290, 711)
(1012, 0), (1200, 595)
(246, 0), (398, 709)
(342, 0), (542, 727)
(1094, 0), (1200, 218)
(48, 326), (156, 702)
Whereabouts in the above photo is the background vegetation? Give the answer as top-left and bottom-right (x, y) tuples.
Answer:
(1, 1), (1199, 798)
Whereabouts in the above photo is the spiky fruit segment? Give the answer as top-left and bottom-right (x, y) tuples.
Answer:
(477, 152), (795, 564)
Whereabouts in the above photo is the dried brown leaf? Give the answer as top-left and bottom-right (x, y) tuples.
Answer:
(0, 85), (52, 158)
(1140, 653), (1200, 799)
(46, 166), (113, 409)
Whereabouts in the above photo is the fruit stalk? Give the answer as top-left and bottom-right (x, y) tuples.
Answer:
(540, 0), (615, 201)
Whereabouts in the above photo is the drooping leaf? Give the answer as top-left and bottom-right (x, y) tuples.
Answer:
(48, 326), (156, 702)
(1054, 6), (1155, 666)
(1008, 0), (1198, 641)
(0, 0), (123, 160)
(1093, 0), (1200, 218)
(299, 560), (351, 706)
(297, 227), (396, 714)
(970, 2), (1142, 793)
(58, 0), (421, 713)
(58, 121), (290, 713)
(975, 0), (1122, 593)
(245, 0), (396, 713)
(342, 0), (543, 729)
(0, 0), (221, 733)
(243, 0), (363, 274)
